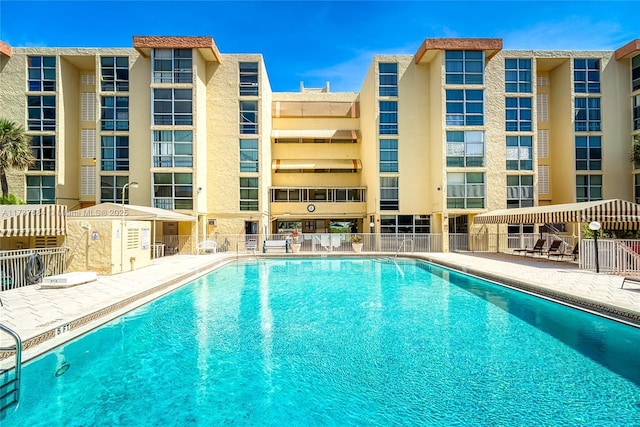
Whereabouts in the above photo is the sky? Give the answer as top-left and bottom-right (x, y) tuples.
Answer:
(0, 0), (638, 92)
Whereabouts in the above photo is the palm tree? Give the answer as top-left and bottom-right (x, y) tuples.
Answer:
(0, 118), (35, 198)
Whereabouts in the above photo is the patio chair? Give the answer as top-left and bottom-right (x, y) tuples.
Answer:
(525, 239), (546, 256)
(548, 242), (579, 261)
(545, 240), (564, 258)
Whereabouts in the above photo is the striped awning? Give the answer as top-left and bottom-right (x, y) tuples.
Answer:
(473, 199), (640, 229)
(272, 159), (362, 171)
(0, 204), (67, 237)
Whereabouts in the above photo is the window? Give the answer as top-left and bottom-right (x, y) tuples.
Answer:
(27, 95), (56, 131)
(379, 63), (398, 96)
(574, 59), (600, 93)
(446, 131), (484, 167)
(505, 97), (532, 131)
(636, 174), (640, 204)
(505, 58), (532, 93)
(26, 175), (55, 204)
(507, 175), (534, 208)
(153, 48), (192, 83)
(81, 165), (95, 196)
(576, 175), (602, 202)
(240, 177), (259, 211)
(153, 89), (192, 126)
(81, 129), (96, 158)
(81, 92), (96, 121)
(153, 130), (193, 168)
(100, 176), (129, 203)
(100, 56), (129, 92)
(101, 136), (129, 171)
(239, 101), (258, 134)
(27, 56), (56, 91)
(447, 172), (485, 208)
(575, 136), (602, 171)
(153, 173), (193, 210)
(506, 135), (533, 170)
(574, 97), (601, 132)
(538, 165), (550, 194)
(29, 135), (55, 171)
(240, 139), (259, 172)
(379, 139), (398, 172)
(380, 177), (399, 210)
(445, 51), (484, 85)
(239, 62), (259, 96)
(381, 215), (430, 234)
(633, 94), (640, 131)
(379, 101), (398, 134)
(633, 55), (640, 92)
(101, 96), (129, 130)
(446, 90), (483, 126)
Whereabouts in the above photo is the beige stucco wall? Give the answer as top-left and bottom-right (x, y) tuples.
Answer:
(359, 61), (377, 231)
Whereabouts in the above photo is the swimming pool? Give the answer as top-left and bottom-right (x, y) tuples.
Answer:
(4, 258), (640, 425)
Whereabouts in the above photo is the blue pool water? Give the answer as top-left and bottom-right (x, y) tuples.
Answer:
(4, 258), (640, 426)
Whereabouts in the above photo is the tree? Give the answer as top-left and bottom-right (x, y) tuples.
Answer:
(0, 118), (35, 198)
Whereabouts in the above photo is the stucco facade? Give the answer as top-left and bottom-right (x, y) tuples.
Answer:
(1, 36), (639, 251)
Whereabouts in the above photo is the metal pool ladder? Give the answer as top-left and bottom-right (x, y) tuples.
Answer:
(0, 324), (22, 415)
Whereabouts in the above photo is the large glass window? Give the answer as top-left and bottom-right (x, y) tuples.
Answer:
(153, 48), (192, 83)
(153, 130), (193, 168)
(239, 62), (259, 96)
(240, 177), (259, 211)
(153, 173), (193, 210)
(506, 97), (532, 131)
(29, 135), (55, 171)
(574, 97), (601, 132)
(379, 101), (398, 134)
(27, 95), (56, 131)
(379, 139), (398, 172)
(101, 136), (129, 171)
(447, 172), (485, 208)
(445, 51), (484, 85)
(240, 139), (259, 172)
(27, 56), (56, 92)
(506, 135), (533, 170)
(26, 175), (55, 204)
(505, 58), (532, 93)
(507, 175), (534, 208)
(446, 131), (484, 167)
(381, 215), (430, 234)
(100, 56), (129, 92)
(633, 55), (640, 92)
(446, 90), (484, 126)
(633, 94), (640, 131)
(576, 175), (602, 202)
(101, 96), (129, 131)
(574, 59), (600, 93)
(379, 63), (398, 96)
(153, 89), (192, 126)
(239, 101), (258, 134)
(100, 176), (129, 203)
(380, 177), (399, 211)
(575, 136), (602, 171)
(635, 174), (640, 204)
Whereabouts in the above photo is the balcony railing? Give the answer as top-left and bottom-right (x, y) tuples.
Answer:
(271, 187), (366, 203)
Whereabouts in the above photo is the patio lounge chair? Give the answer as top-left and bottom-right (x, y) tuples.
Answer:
(548, 243), (579, 261)
(545, 240), (564, 258)
(525, 239), (546, 256)
(513, 238), (545, 256)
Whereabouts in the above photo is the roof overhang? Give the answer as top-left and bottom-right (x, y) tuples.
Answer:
(474, 199), (640, 230)
(0, 204), (66, 237)
(272, 159), (362, 171)
(0, 40), (11, 58)
(67, 203), (196, 222)
(133, 36), (221, 62)
(415, 38), (503, 64)
(615, 39), (640, 60)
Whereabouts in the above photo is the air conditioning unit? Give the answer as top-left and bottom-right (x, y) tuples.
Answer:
(208, 219), (217, 226)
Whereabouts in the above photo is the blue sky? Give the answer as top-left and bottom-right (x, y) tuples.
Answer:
(0, 1), (637, 92)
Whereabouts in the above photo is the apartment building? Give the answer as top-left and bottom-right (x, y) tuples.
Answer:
(0, 37), (638, 250)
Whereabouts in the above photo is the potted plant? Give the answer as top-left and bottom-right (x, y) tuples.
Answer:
(289, 229), (301, 253)
(349, 234), (363, 253)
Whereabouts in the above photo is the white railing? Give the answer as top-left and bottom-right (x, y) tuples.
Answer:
(0, 247), (67, 291)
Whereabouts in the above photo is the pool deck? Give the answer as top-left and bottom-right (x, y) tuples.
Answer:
(1, 251), (639, 362)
